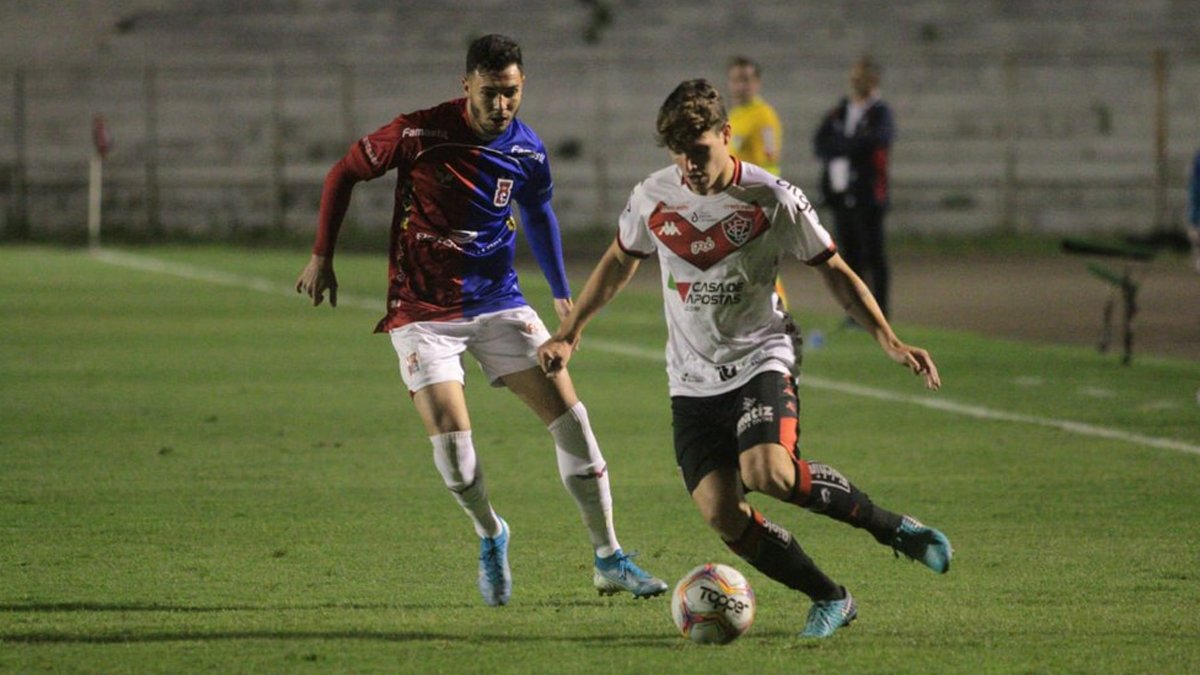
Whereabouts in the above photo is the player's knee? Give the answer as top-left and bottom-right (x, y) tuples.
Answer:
(694, 498), (749, 541)
(739, 445), (793, 498)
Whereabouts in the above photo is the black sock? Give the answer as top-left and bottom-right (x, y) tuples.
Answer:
(724, 509), (841, 601)
(789, 459), (903, 545)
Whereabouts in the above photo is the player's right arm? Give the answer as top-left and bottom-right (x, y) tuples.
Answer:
(540, 182), (655, 376)
(538, 240), (641, 377)
(297, 115), (412, 308)
(296, 157), (362, 307)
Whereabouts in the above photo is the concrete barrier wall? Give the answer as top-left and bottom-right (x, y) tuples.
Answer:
(2, 1), (1198, 240)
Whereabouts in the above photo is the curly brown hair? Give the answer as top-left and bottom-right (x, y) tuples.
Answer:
(655, 79), (727, 153)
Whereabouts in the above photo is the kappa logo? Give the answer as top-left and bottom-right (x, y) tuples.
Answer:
(659, 222), (681, 236)
(406, 353), (420, 375)
(493, 178), (514, 207)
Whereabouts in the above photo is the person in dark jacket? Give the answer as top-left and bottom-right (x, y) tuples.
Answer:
(813, 57), (895, 318)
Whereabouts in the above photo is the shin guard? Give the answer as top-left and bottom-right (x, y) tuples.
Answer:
(789, 458), (901, 545)
(724, 509), (839, 601)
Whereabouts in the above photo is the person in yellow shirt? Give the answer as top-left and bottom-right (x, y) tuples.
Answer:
(728, 56), (790, 309)
(727, 56), (782, 175)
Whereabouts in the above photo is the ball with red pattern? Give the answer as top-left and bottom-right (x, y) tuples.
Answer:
(670, 563), (756, 644)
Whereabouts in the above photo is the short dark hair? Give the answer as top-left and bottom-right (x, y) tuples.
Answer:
(727, 55), (761, 77)
(466, 34), (523, 74)
(655, 79), (728, 152)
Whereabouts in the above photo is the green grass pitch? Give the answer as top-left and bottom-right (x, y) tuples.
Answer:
(2, 245), (1198, 673)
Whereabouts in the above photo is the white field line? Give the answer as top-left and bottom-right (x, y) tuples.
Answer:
(93, 249), (1200, 457)
(92, 248), (382, 311)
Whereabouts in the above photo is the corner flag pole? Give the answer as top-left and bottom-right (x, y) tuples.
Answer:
(89, 114), (111, 250)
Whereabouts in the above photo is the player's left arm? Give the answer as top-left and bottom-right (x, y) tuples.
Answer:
(518, 197), (572, 321)
(814, 254), (940, 390)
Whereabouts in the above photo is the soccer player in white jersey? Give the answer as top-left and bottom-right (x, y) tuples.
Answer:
(538, 79), (952, 638)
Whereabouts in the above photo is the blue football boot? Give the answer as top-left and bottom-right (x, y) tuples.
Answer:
(478, 518), (512, 606)
(892, 515), (953, 574)
(593, 550), (668, 598)
(801, 587), (857, 638)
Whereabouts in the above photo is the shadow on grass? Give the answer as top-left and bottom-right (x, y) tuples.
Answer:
(0, 598), (693, 646)
(0, 628), (806, 647)
(0, 597), (627, 614)
(0, 602), (424, 613)
(0, 605), (816, 648)
(1, 629), (682, 647)
(0, 605), (808, 647)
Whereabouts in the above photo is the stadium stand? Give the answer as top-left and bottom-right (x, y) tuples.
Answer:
(1, 1), (1199, 240)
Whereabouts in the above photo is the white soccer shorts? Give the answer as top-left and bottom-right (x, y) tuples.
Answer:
(389, 305), (551, 392)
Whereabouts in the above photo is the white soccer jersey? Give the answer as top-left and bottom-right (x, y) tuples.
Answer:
(617, 159), (835, 397)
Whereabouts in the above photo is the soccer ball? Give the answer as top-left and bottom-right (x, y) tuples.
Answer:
(670, 563), (756, 644)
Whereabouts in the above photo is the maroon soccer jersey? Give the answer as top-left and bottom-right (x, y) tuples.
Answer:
(320, 98), (557, 331)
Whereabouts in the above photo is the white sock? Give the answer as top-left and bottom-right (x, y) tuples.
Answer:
(430, 430), (502, 539)
(548, 403), (620, 558)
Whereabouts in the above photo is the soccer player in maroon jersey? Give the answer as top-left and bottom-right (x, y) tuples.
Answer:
(539, 80), (951, 638)
(296, 34), (666, 606)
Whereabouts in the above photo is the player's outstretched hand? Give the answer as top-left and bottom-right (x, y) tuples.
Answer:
(552, 297), (574, 322)
(538, 335), (576, 378)
(887, 342), (941, 390)
(296, 254), (338, 308)
(551, 297), (583, 352)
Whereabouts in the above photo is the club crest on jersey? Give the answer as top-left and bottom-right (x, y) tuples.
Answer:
(493, 178), (514, 207)
(722, 212), (754, 247)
